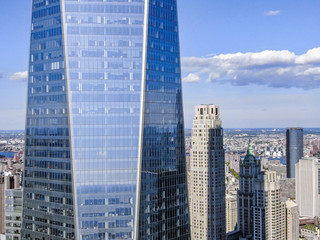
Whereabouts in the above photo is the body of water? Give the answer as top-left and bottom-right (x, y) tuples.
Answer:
(0, 152), (15, 158)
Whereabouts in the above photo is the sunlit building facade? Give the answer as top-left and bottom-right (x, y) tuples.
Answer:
(22, 0), (190, 239)
(189, 105), (226, 239)
(296, 157), (320, 218)
(253, 171), (286, 240)
(238, 142), (261, 239)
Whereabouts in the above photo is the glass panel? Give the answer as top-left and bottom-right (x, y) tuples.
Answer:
(62, 0), (145, 239)
(138, 1), (190, 239)
(23, 0), (75, 239)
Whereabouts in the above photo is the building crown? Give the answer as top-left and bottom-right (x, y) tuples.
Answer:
(247, 140), (254, 155)
(244, 140), (257, 162)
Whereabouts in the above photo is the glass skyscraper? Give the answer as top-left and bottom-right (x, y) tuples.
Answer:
(286, 127), (303, 178)
(22, 0), (190, 239)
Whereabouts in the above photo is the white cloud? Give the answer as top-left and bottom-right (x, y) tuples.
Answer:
(182, 73), (201, 83)
(265, 10), (281, 16)
(8, 71), (28, 81)
(181, 47), (320, 90)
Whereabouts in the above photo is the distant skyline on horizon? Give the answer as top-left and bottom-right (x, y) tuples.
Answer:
(1, 0), (320, 129)
(2, 128), (320, 132)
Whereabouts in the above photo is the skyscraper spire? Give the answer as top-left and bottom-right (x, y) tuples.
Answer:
(247, 139), (254, 156)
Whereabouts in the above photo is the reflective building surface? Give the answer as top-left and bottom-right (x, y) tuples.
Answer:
(286, 128), (303, 178)
(22, 0), (190, 239)
(189, 105), (226, 239)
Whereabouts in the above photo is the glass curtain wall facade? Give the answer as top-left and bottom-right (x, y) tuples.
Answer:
(22, 0), (190, 239)
(138, 1), (189, 239)
(23, 0), (75, 239)
(286, 128), (303, 178)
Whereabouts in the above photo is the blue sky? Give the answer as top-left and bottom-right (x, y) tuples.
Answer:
(0, 0), (320, 129)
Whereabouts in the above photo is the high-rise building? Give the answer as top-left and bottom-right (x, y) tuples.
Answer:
(0, 175), (20, 236)
(238, 141), (261, 239)
(5, 188), (23, 240)
(22, 1), (190, 239)
(286, 127), (303, 178)
(252, 171), (286, 240)
(296, 157), (320, 218)
(226, 194), (238, 233)
(239, 143), (296, 240)
(286, 199), (299, 240)
(189, 105), (226, 239)
(301, 224), (320, 240)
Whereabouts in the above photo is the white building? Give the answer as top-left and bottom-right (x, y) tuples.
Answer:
(226, 194), (238, 233)
(189, 105), (225, 239)
(253, 171), (286, 240)
(296, 157), (320, 218)
(286, 199), (299, 240)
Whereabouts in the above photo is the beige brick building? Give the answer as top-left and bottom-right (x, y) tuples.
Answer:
(253, 171), (286, 240)
(189, 105), (225, 239)
(286, 199), (299, 240)
(226, 194), (238, 233)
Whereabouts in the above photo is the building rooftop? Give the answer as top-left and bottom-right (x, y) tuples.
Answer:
(303, 224), (317, 232)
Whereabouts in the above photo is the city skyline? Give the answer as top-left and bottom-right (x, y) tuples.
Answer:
(1, 0), (320, 129)
(0, 1), (320, 239)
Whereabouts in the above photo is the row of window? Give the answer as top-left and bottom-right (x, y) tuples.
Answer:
(33, 0), (60, 9)
(65, 4), (144, 14)
(25, 170), (72, 182)
(24, 181), (72, 193)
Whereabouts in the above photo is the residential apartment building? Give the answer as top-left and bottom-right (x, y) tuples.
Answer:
(286, 128), (303, 178)
(253, 171), (286, 240)
(189, 105), (225, 239)
(296, 157), (320, 218)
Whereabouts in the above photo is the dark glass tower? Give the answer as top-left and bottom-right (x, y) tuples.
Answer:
(286, 128), (303, 178)
(22, 1), (190, 239)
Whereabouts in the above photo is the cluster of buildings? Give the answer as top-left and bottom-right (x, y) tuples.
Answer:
(187, 105), (320, 240)
(0, 0), (319, 239)
(0, 131), (24, 153)
(223, 129), (320, 160)
(186, 106), (300, 240)
(2, 103), (320, 239)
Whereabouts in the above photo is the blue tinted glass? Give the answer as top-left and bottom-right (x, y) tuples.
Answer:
(23, 1), (190, 239)
(138, 1), (190, 239)
(22, 0), (75, 239)
(62, 0), (145, 239)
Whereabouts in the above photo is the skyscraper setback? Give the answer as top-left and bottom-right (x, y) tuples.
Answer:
(189, 105), (226, 239)
(22, 1), (190, 239)
(238, 143), (298, 240)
